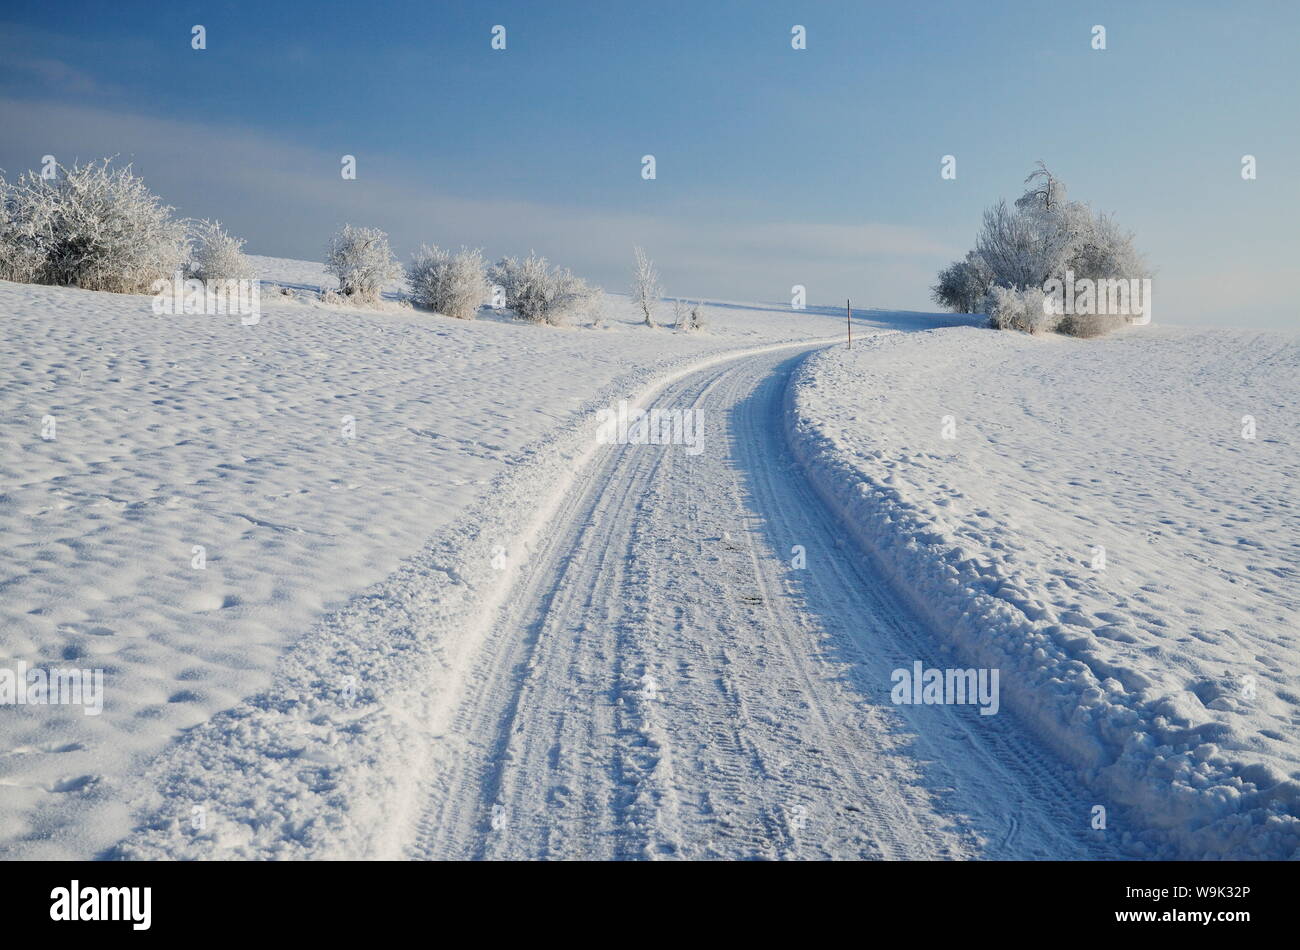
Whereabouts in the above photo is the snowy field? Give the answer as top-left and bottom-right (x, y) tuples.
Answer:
(788, 325), (1300, 858)
(0, 258), (940, 859)
(3, 257), (1294, 861)
(0, 259), (844, 858)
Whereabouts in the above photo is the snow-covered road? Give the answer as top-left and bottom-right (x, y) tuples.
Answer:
(407, 344), (1117, 860)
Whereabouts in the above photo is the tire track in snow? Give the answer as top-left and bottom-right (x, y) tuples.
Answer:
(408, 344), (1120, 860)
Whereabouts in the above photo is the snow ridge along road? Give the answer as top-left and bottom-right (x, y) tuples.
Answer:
(786, 327), (1300, 859)
(408, 343), (1117, 860)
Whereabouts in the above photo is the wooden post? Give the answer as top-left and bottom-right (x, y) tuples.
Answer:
(846, 298), (851, 349)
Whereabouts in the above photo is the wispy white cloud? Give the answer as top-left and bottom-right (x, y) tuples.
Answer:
(2, 55), (106, 95)
(0, 95), (955, 308)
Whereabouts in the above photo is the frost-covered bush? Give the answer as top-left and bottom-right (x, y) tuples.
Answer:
(674, 299), (705, 332)
(489, 253), (600, 326)
(489, 254), (546, 322)
(325, 225), (401, 302)
(1056, 312), (1127, 338)
(0, 171), (51, 284)
(553, 269), (603, 326)
(406, 245), (487, 319)
(2, 159), (186, 293)
(631, 246), (661, 326)
(985, 285), (1054, 334)
(187, 219), (251, 282)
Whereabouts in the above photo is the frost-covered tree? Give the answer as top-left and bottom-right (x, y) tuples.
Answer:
(973, 199), (1054, 290)
(1019, 160), (1066, 214)
(187, 219), (251, 282)
(631, 246), (661, 327)
(931, 251), (993, 313)
(2, 158), (186, 293)
(670, 297), (706, 332)
(971, 163), (1124, 293)
(938, 162), (1150, 337)
(325, 224), (401, 302)
(406, 244), (488, 319)
(1010, 163), (1093, 285)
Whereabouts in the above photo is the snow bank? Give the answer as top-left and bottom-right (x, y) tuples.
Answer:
(785, 325), (1300, 859)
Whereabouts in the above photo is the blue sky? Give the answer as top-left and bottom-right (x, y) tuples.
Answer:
(1, 0), (1296, 327)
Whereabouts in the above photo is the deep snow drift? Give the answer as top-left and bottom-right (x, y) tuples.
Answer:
(787, 324), (1300, 858)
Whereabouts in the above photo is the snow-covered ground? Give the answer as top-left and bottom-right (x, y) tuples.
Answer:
(787, 324), (1300, 858)
(4, 258), (1293, 861)
(117, 341), (1117, 861)
(0, 257), (961, 859)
